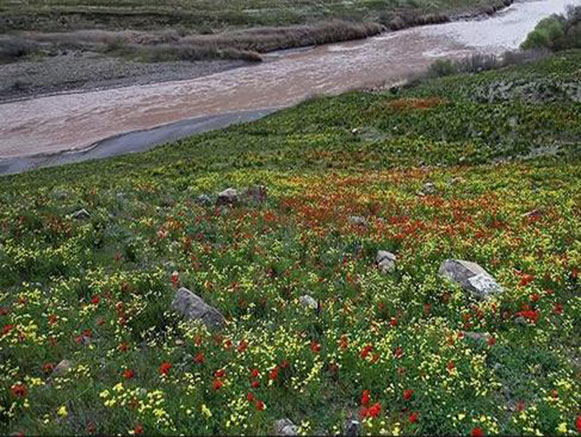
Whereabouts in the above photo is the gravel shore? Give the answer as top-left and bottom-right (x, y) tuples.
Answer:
(0, 52), (249, 103)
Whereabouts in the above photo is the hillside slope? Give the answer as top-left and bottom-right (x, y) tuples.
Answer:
(0, 52), (580, 435)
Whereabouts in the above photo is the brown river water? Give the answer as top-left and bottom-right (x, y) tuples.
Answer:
(0, 0), (579, 170)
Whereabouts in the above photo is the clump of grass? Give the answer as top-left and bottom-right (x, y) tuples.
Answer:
(521, 6), (581, 51)
(0, 36), (37, 63)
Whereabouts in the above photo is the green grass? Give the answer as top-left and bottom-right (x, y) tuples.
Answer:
(0, 51), (580, 435)
(0, 0), (512, 32)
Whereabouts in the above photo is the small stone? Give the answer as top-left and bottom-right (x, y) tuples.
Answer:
(71, 208), (90, 220)
(196, 194), (211, 206)
(299, 295), (318, 310)
(514, 316), (527, 326)
(376, 250), (396, 273)
(216, 188), (239, 207)
(463, 331), (490, 342)
(172, 287), (225, 329)
(419, 182), (436, 195)
(344, 419), (361, 437)
(53, 360), (72, 376)
(522, 209), (542, 218)
(274, 418), (297, 436)
(439, 259), (502, 299)
(349, 216), (368, 227)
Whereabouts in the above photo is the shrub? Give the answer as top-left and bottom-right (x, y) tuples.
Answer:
(521, 6), (581, 51)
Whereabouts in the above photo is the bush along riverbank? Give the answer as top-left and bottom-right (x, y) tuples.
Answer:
(1, 50), (580, 435)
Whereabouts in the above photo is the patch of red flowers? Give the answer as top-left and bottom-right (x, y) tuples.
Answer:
(122, 369), (135, 380)
(159, 361), (172, 375)
(515, 310), (540, 323)
(471, 427), (485, 437)
(575, 415), (581, 433)
(361, 390), (371, 407)
(11, 383), (28, 398)
(194, 353), (205, 364)
(133, 424), (144, 434)
(404, 389), (414, 401)
(212, 379), (224, 391)
(408, 411), (419, 423)
(2, 324), (14, 336)
(360, 345), (373, 359)
(310, 341), (321, 353)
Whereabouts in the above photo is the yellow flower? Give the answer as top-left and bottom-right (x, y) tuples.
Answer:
(201, 404), (212, 418)
(57, 405), (68, 418)
(557, 422), (567, 434)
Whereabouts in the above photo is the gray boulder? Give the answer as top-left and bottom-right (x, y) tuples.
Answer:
(71, 208), (90, 220)
(376, 250), (396, 273)
(216, 188), (239, 207)
(53, 359), (72, 376)
(274, 419), (297, 436)
(439, 259), (502, 299)
(349, 216), (368, 227)
(299, 295), (318, 310)
(172, 288), (225, 329)
(344, 419), (361, 437)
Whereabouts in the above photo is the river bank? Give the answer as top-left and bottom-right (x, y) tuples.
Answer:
(0, 0), (515, 103)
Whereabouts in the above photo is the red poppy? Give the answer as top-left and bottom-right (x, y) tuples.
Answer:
(339, 335), (348, 349)
(247, 393), (255, 402)
(361, 345), (373, 359)
(404, 389), (413, 401)
(11, 383), (28, 398)
(394, 347), (403, 358)
(367, 402), (381, 418)
(122, 369), (135, 380)
(390, 317), (398, 327)
(237, 340), (249, 353)
(212, 379), (224, 391)
(42, 363), (54, 374)
(361, 390), (371, 407)
(251, 380), (260, 388)
(194, 353), (205, 364)
(553, 303), (563, 315)
(471, 427), (485, 437)
(519, 274), (535, 286)
(133, 424), (144, 435)
(251, 368), (260, 378)
(487, 336), (496, 346)
(90, 295), (101, 305)
(159, 361), (172, 375)
(215, 369), (225, 378)
(310, 341), (321, 353)
(530, 293), (540, 303)
(408, 412), (419, 423)
(255, 400), (265, 411)
(269, 366), (280, 381)
(118, 342), (130, 352)
(515, 401), (525, 412)
(515, 310), (540, 323)
(2, 324), (14, 336)
(575, 415), (581, 433)
(447, 361), (456, 372)
(171, 271), (179, 288)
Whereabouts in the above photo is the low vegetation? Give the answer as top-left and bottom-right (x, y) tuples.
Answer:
(521, 6), (581, 52)
(0, 0), (513, 63)
(1, 50), (580, 435)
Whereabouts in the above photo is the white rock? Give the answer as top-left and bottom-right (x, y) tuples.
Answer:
(376, 250), (396, 273)
(299, 295), (318, 310)
(274, 419), (297, 436)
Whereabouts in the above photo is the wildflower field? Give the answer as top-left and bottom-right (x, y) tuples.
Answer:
(1, 51), (580, 436)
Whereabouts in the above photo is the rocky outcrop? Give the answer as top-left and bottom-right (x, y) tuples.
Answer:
(299, 295), (318, 310)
